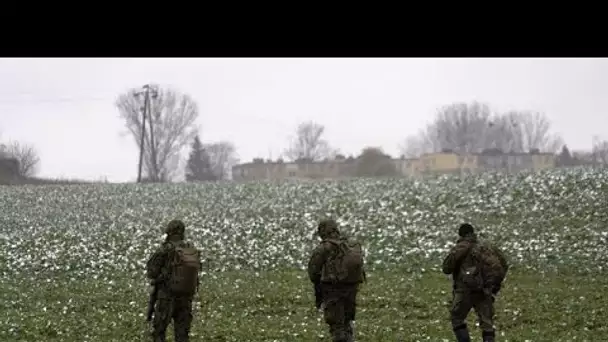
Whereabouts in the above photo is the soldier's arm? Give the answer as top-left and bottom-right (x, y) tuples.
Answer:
(442, 241), (470, 275)
(307, 243), (330, 284)
(146, 245), (169, 281)
(495, 246), (509, 273)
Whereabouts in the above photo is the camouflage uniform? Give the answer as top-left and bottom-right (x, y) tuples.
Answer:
(146, 220), (200, 342)
(308, 219), (365, 342)
(442, 224), (508, 342)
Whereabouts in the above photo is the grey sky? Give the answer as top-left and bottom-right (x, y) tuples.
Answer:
(0, 58), (606, 182)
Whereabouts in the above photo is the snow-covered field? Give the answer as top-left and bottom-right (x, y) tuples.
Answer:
(1, 168), (607, 341)
(1, 168), (606, 278)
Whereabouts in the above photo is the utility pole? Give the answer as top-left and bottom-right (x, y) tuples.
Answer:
(134, 85), (153, 183)
(144, 85), (159, 181)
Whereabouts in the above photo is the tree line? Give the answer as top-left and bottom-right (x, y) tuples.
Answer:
(3, 85), (607, 183)
(116, 85), (608, 182)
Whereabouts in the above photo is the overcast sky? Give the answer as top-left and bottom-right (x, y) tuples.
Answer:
(0, 58), (606, 182)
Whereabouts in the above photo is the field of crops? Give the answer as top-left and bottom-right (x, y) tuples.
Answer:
(1, 168), (607, 341)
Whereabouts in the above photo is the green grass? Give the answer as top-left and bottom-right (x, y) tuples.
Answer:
(2, 269), (606, 341)
(1, 167), (607, 341)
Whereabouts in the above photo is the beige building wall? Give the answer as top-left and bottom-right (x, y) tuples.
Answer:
(232, 151), (558, 181)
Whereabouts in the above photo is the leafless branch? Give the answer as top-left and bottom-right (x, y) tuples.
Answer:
(284, 121), (332, 162)
(403, 102), (564, 157)
(205, 141), (239, 180)
(4, 140), (40, 177)
(116, 84), (199, 182)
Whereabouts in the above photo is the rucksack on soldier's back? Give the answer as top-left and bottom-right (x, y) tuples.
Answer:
(460, 242), (507, 292)
(168, 241), (201, 295)
(323, 238), (364, 284)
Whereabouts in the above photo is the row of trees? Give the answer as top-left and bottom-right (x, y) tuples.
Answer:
(400, 101), (565, 157)
(5, 85), (606, 183)
(116, 84), (608, 182)
(273, 102), (608, 167)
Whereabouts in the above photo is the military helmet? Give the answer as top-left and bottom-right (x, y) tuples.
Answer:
(458, 223), (474, 237)
(317, 218), (339, 238)
(164, 219), (185, 235)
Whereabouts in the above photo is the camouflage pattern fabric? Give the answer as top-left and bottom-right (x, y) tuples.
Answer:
(152, 294), (194, 342)
(322, 283), (358, 342)
(442, 233), (508, 293)
(442, 233), (479, 291)
(146, 220), (199, 342)
(450, 289), (495, 335)
(442, 232), (506, 341)
(308, 219), (365, 342)
(308, 220), (366, 285)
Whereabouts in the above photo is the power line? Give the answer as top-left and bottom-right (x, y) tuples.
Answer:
(0, 96), (113, 105)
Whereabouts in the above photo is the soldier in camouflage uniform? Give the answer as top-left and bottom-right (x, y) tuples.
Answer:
(146, 219), (201, 342)
(442, 223), (508, 342)
(308, 219), (365, 342)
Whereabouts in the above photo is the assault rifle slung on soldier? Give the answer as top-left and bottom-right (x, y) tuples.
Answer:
(146, 281), (159, 322)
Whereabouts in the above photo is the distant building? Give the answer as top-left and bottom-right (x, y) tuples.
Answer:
(0, 157), (20, 184)
(231, 149), (558, 182)
(232, 158), (358, 181)
(475, 148), (556, 173)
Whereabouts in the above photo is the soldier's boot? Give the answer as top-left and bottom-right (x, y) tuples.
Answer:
(453, 324), (471, 342)
(174, 327), (190, 342)
(152, 334), (166, 342)
(482, 330), (495, 342)
(345, 321), (355, 342)
(332, 328), (349, 342)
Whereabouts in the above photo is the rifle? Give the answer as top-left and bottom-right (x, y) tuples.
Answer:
(314, 283), (323, 310)
(146, 283), (159, 322)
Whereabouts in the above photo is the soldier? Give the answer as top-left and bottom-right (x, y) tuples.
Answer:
(146, 219), (202, 342)
(442, 223), (509, 342)
(308, 219), (366, 342)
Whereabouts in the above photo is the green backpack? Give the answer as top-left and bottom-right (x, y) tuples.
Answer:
(460, 242), (506, 292)
(323, 238), (364, 284)
(168, 242), (201, 295)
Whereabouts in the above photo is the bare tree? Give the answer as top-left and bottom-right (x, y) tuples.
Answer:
(510, 111), (563, 153)
(402, 102), (564, 158)
(419, 101), (495, 154)
(284, 121), (332, 162)
(592, 136), (608, 165)
(484, 112), (522, 152)
(399, 130), (436, 158)
(116, 84), (199, 182)
(4, 140), (40, 177)
(401, 102), (496, 167)
(205, 141), (238, 180)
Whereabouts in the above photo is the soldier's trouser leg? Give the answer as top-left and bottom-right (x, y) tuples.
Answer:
(473, 294), (495, 341)
(345, 321), (354, 342)
(173, 296), (194, 342)
(324, 298), (348, 342)
(323, 290), (350, 342)
(343, 287), (357, 342)
(450, 291), (472, 342)
(323, 284), (359, 342)
(482, 330), (495, 342)
(152, 298), (174, 342)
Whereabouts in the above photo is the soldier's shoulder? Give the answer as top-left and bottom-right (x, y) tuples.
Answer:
(157, 241), (174, 252)
(479, 239), (498, 248)
(313, 240), (334, 252)
(455, 239), (473, 248)
(181, 240), (201, 251)
(479, 240), (504, 253)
